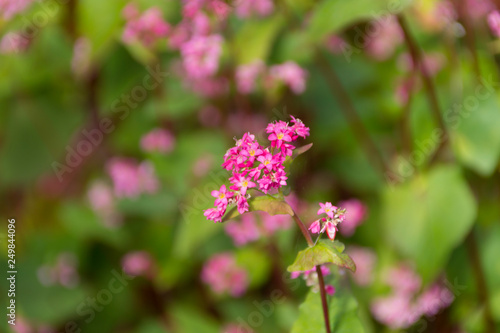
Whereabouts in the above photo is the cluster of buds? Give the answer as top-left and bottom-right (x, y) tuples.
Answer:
(309, 202), (346, 241)
(204, 116), (310, 223)
(291, 265), (335, 296)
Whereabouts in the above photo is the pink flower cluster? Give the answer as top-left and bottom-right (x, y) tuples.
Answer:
(204, 116), (310, 223)
(37, 253), (79, 288)
(87, 181), (122, 227)
(140, 128), (175, 153)
(235, 0), (274, 18)
(224, 211), (291, 246)
(236, 60), (308, 95)
(106, 158), (159, 198)
(371, 265), (454, 329)
(122, 4), (170, 47)
(180, 34), (223, 79)
(201, 252), (249, 297)
(338, 199), (367, 237)
(488, 11), (500, 37)
(291, 265), (336, 296)
(365, 15), (403, 61)
(309, 202), (346, 241)
(0, 0), (34, 20)
(0, 32), (30, 54)
(122, 251), (155, 278)
(182, 0), (231, 21)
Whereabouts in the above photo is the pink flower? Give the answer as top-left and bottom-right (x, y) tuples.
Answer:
(338, 199), (367, 237)
(236, 60), (264, 94)
(269, 61), (308, 94)
(230, 173), (256, 195)
(180, 34), (223, 79)
(415, 283), (454, 316)
(222, 323), (254, 333)
(488, 10), (500, 37)
(325, 285), (336, 296)
(260, 212), (291, 234)
(385, 265), (422, 295)
(140, 128), (175, 153)
(346, 246), (376, 286)
(122, 6), (170, 47)
(209, 0), (231, 20)
(308, 219), (322, 234)
(317, 202), (337, 219)
(122, 251), (154, 277)
(235, 0), (274, 18)
(87, 181), (121, 227)
(325, 221), (337, 240)
(224, 214), (261, 246)
(71, 37), (92, 79)
(212, 184), (233, 207)
(365, 15), (403, 61)
(201, 253), (249, 297)
(290, 116), (310, 138)
(0, 0), (35, 20)
(236, 194), (249, 214)
(204, 207), (225, 223)
(371, 293), (415, 329)
(326, 35), (346, 54)
(0, 32), (30, 54)
(107, 158), (159, 198)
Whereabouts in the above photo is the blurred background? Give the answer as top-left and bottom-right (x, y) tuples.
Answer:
(1, 0), (500, 332)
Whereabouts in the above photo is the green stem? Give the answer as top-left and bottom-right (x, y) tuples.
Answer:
(291, 209), (331, 333)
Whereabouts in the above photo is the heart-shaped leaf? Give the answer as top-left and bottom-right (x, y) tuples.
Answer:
(287, 240), (356, 273)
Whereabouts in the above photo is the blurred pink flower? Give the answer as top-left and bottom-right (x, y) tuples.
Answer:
(140, 128), (175, 153)
(201, 253), (249, 297)
(225, 214), (261, 246)
(185, 76), (229, 97)
(12, 316), (33, 333)
(222, 323), (254, 333)
(180, 34), (223, 79)
(372, 264), (454, 329)
(192, 153), (215, 177)
(260, 212), (291, 234)
(122, 251), (154, 277)
(326, 35), (346, 55)
(87, 181), (121, 227)
(0, 32), (30, 54)
(236, 60), (265, 94)
(209, 0), (231, 20)
(71, 37), (92, 79)
(235, 0), (274, 18)
(325, 284), (336, 296)
(397, 52), (445, 77)
(0, 0), (34, 20)
(346, 246), (376, 286)
(37, 253), (79, 288)
(488, 11), (500, 37)
(268, 61), (308, 94)
(338, 199), (367, 237)
(466, 0), (495, 20)
(366, 15), (403, 61)
(107, 158), (159, 198)
(122, 5), (170, 47)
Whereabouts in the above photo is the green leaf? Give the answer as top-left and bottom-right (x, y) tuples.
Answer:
(307, 0), (412, 43)
(291, 280), (365, 333)
(287, 240), (356, 273)
(233, 15), (285, 64)
(222, 195), (294, 222)
(383, 165), (477, 283)
(284, 143), (314, 168)
(235, 248), (272, 288)
(450, 95), (500, 176)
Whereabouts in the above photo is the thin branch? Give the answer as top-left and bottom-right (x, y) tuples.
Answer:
(397, 15), (449, 164)
(455, 0), (481, 79)
(316, 265), (332, 333)
(315, 51), (389, 176)
(291, 209), (314, 247)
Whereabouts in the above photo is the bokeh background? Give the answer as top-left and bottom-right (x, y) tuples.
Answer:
(1, 0), (500, 332)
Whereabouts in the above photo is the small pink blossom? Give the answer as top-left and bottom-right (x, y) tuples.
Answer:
(140, 128), (175, 153)
(201, 253), (249, 297)
(180, 34), (223, 79)
(71, 37), (92, 79)
(385, 265), (422, 295)
(0, 32), (30, 54)
(308, 219), (322, 234)
(122, 6), (170, 47)
(37, 253), (79, 288)
(212, 184), (233, 207)
(222, 323), (254, 333)
(236, 60), (264, 94)
(338, 199), (367, 237)
(209, 0), (231, 20)
(107, 158), (159, 198)
(235, 0), (274, 18)
(224, 213), (261, 246)
(488, 10), (500, 37)
(0, 0), (35, 20)
(122, 251), (154, 277)
(87, 181), (121, 227)
(317, 202), (337, 218)
(325, 285), (336, 296)
(366, 15), (403, 61)
(269, 61), (308, 94)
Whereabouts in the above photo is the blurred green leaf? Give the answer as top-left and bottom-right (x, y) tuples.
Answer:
(383, 165), (477, 283)
(287, 240), (356, 273)
(222, 195), (294, 222)
(291, 282), (364, 333)
(235, 247), (273, 288)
